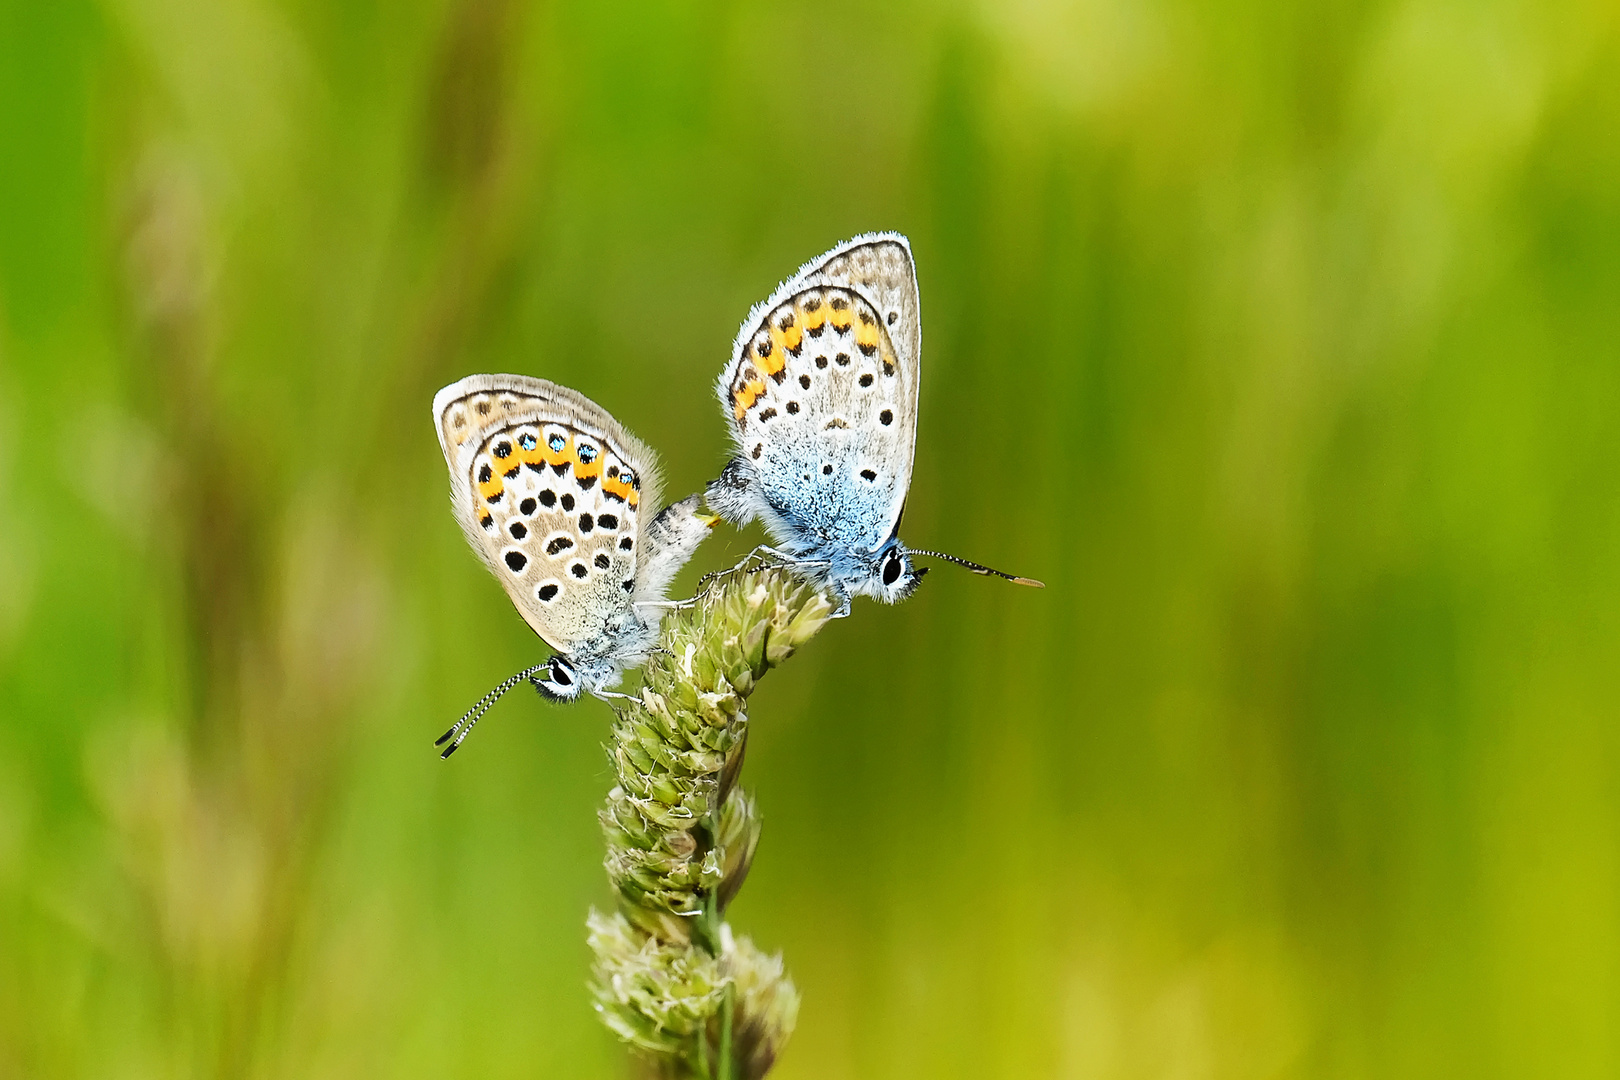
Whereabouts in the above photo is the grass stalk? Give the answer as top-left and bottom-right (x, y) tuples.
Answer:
(589, 567), (829, 1079)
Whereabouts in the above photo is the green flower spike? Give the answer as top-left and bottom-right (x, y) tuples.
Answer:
(589, 567), (831, 1080)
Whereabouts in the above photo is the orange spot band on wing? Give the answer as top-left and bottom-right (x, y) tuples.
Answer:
(779, 320), (802, 355)
(760, 330), (789, 376)
(544, 433), (572, 468)
(574, 449), (603, 482)
(603, 475), (633, 501)
(855, 319), (880, 353)
(733, 377), (767, 417)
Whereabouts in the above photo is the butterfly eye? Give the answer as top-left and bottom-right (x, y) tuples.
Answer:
(550, 658), (573, 687)
(882, 552), (903, 586)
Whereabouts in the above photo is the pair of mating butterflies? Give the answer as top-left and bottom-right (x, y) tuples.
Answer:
(432, 233), (1041, 756)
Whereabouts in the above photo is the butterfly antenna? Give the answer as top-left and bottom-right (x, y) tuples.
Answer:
(910, 549), (1045, 588)
(436, 663), (549, 759)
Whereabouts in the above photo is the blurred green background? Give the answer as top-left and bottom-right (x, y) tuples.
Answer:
(2, 0), (1618, 1077)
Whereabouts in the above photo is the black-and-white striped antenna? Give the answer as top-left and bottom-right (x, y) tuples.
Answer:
(435, 663), (548, 759)
(910, 549), (1044, 588)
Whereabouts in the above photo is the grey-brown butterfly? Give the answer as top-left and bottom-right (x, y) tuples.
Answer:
(432, 374), (713, 756)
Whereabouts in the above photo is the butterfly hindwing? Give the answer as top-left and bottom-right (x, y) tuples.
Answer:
(434, 375), (661, 654)
(718, 233), (921, 554)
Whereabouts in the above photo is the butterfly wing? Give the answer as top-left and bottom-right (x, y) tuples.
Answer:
(716, 233), (920, 555)
(433, 374), (664, 654)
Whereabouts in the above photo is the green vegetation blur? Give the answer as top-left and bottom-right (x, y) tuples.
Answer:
(2, 0), (1618, 1077)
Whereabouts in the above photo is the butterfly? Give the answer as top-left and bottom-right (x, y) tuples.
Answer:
(705, 233), (1041, 615)
(431, 374), (714, 756)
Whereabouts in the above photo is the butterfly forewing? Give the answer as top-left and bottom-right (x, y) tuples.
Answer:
(434, 375), (660, 653)
(719, 234), (920, 553)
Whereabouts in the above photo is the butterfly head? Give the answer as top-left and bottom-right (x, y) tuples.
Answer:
(532, 654), (585, 701)
(532, 649), (632, 702)
(850, 541), (927, 605)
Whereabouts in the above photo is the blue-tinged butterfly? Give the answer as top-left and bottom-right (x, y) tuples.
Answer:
(705, 233), (1042, 615)
(432, 374), (714, 756)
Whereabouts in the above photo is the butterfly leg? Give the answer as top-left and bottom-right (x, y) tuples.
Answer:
(633, 598), (699, 613)
(690, 546), (838, 617)
(737, 546), (847, 614)
(745, 544), (834, 577)
(691, 545), (778, 594)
